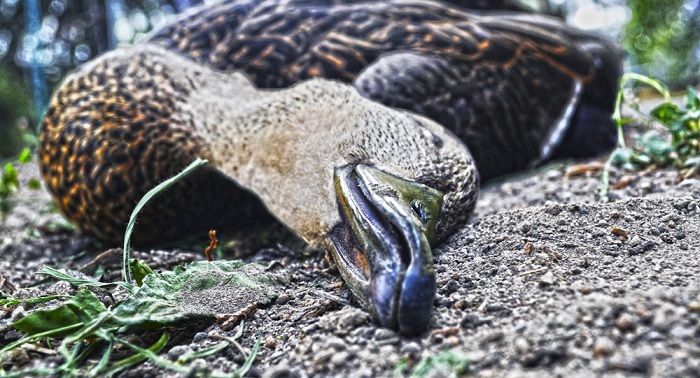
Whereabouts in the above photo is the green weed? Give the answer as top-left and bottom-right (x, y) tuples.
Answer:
(395, 350), (471, 377)
(1, 158), (276, 377)
(600, 74), (700, 200)
(0, 147), (41, 218)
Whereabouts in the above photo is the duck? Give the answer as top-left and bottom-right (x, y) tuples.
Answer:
(38, 0), (621, 335)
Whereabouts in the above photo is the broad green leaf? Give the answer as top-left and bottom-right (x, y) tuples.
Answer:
(11, 289), (106, 337)
(112, 260), (279, 330)
(651, 102), (684, 127)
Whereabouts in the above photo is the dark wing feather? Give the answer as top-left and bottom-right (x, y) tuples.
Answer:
(146, 0), (620, 178)
(354, 50), (582, 179)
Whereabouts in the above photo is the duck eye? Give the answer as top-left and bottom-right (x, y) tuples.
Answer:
(410, 200), (428, 224)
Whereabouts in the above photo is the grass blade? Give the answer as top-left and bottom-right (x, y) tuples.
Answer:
(122, 158), (208, 287)
(235, 332), (262, 378)
(104, 332), (170, 377)
(37, 266), (131, 290)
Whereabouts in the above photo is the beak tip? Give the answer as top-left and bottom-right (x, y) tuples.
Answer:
(397, 272), (437, 336)
(370, 268), (436, 336)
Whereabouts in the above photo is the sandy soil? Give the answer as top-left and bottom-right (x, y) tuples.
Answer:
(1, 147), (699, 377)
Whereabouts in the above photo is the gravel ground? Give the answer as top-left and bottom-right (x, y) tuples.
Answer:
(1, 148), (699, 377)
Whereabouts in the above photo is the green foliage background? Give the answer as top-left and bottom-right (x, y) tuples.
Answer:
(624, 0), (700, 89)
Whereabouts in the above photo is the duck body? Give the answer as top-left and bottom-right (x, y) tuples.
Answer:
(149, 0), (621, 179)
(39, 0), (621, 334)
(40, 43), (477, 334)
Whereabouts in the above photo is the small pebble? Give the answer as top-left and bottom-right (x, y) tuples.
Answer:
(461, 314), (488, 329)
(628, 236), (641, 247)
(400, 342), (421, 355)
(262, 365), (298, 378)
(579, 286), (593, 295)
(687, 301), (700, 312)
(313, 350), (334, 364)
(616, 313), (637, 331)
(513, 337), (530, 354)
(539, 271), (557, 286)
(593, 337), (615, 356)
(673, 199), (690, 210)
(264, 336), (277, 349)
(339, 309), (369, 328)
(481, 331), (504, 345)
(330, 351), (350, 367)
(374, 328), (398, 340)
(276, 294), (290, 305)
(10, 306), (26, 323)
(193, 332), (208, 343)
(168, 345), (192, 360)
(326, 336), (346, 350)
(445, 336), (460, 347)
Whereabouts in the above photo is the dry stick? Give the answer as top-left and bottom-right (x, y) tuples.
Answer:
(518, 267), (548, 277)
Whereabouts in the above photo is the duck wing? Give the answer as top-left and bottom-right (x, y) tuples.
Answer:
(353, 14), (621, 179)
(147, 0), (621, 179)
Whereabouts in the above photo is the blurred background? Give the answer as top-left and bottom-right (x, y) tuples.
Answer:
(0, 0), (698, 159)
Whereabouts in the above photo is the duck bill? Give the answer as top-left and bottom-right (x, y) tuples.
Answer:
(327, 164), (443, 335)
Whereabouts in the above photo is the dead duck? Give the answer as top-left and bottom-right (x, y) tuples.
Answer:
(40, 45), (477, 335)
(39, 0), (621, 334)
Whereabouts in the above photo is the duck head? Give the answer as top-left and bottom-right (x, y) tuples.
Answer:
(40, 45), (479, 335)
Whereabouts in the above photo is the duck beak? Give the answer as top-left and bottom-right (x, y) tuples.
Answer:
(327, 164), (443, 335)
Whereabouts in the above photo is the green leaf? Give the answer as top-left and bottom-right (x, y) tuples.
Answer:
(38, 266), (131, 290)
(639, 134), (673, 157)
(687, 86), (700, 110)
(100, 332), (170, 377)
(1, 163), (19, 193)
(617, 117), (635, 126)
(176, 341), (229, 364)
(610, 147), (633, 165)
(651, 102), (684, 127)
(237, 332), (262, 377)
(17, 147), (32, 164)
(11, 289), (106, 337)
(111, 260), (279, 330)
(0, 294), (71, 307)
(123, 158), (208, 287)
(129, 259), (154, 287)
(27, 178), (41, 190)
(408, 350), (471, 377)
(631, 153), (652, 166)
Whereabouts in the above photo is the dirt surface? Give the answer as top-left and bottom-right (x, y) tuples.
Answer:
(1, 149), (700, 377)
